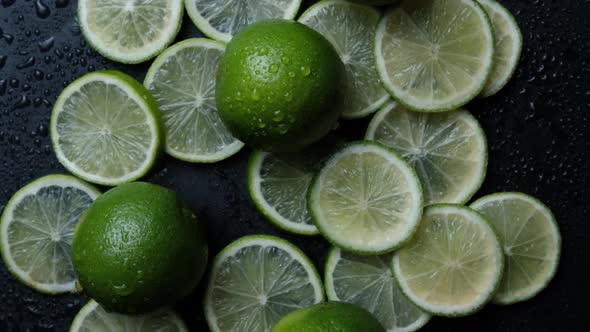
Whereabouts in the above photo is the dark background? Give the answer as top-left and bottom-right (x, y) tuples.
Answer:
(1, 0), (588, 331)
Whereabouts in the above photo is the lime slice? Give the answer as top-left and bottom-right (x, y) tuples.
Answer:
(375, 0), (495, 112)
(299, 0), (389, 118)
(78, 0), (183, 64)
(248, 151), (318, 235)
(0, 175), (100, 294)
(471, 193), (561, 305)
(325, 247), (431, 332)
(366, 102), (487, 205)
(145, 39), (244, 163)
(51, 71), (163, 186)
(477, 0), (523, 97)
(184, 0), (302, 42)
(204, 235), (324, 332)
(393, 204), (504, 316)
(308, 141), (423, 254)
(70, 300), (188, 332)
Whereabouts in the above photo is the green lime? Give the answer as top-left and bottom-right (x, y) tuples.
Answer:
(0, 175), (100, 295)
(72, 182), (208, 314)
(70, 300), (188, 332)
(216, 19), (346, 152)
(471, 193), (561, 305)
(273, 302), (385, 332)
(51, 71), (163, 186)
(78, 0), (184, 64)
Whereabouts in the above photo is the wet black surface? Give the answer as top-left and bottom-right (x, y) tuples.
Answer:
(1, 0), (589, 331)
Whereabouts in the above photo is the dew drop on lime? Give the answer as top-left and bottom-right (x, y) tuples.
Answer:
(258, 122), (267, 129)
(288, 71), (296, 78)
(251, 89), (261, 101)
(279, 127), (289, 135)
(284, 92), (293, 102)
(269, 64), (279, 73)
(235, 92), (243, 101)
(258, 47), (269, 56)
(281, 56), (290, 64)
(301, 66), (311, 77)
(113, 283), (134, 296)
(273, 112), (284, 122)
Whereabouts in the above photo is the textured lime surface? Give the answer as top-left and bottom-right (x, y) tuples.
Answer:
(471, 193), (561, 304)
(325, 248), (430, 332)
(375, 0), (494, 112)
(51, 71), (163, 186)
(393, 205), (504, 316)
(204, 235), (324, 332)
(216, 20), (346, 152)
(299, 0), (389, 118)
(273, 302), (385, 332)
(70, 300), (188, 332)
(308, 141), (423, 254)
(145, 38), (244, 163)
(366, 102), (487, 205)
(78, 0), (183, 63)
(72, 182), (208, 314)
(184, 0), (302, 42)
(0, 175), (99, 294)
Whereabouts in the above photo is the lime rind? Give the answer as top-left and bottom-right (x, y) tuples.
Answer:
(247, 151), (319, 236)
(308, 141), (424, 255)
(470, 192), (561, 305)
(51, 71), (163, 186)
(144, 38), (244, 163)
(392, 204), (504, 317)
(184, 0), (303, 42)
(204, 235), (324, 332)
(0, 175), (100, 294)
(374, 0), (495, 112)
(77, 0), (184, 64)
(365, 101), (488, 205)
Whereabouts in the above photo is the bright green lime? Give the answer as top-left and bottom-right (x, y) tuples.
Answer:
(72, 182), (208, 314)
(216, 19), (346, 152)
(273, 302), (385, 332)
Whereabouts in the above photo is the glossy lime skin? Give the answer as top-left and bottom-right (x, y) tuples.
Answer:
(72, 182), (208, 314)
(216, 19), (346, 152)
(273, 302), (386, 332)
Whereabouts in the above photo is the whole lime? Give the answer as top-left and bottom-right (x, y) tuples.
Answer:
(216, 19), (346, 152)
(72, 182), (208, 314)
(273, 302), (385, 332)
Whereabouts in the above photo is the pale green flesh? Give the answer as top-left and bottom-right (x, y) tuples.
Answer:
(378, 0), (493, 110)
(210, 245), (320, 331)
(146, 43), (242, 160)
(368, 104), (486, 205)
(329, 250), (429, 332)
(72, 301), (186, 332)
(396, 207), (502, 312)
(55, 80), (153, 179)
(6, 185), (94, 288)
(299, 2), (388, 117)
(471, 195), (560, 303)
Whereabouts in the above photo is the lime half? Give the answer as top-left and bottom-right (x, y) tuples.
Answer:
(51, 71), (162, 186)
(0, 175), (99, 294)
(366, 102), (487, 205)
(471, 193), (561, 305)
(393, 204), (504, 316)
(375, 0), (494, 112)
(184, 0), (302, 42)
(70, 300), (188, 332)
(325, 247), (430, 332)
(478, 0), (523, 97)
(299, 0), (389, 118)
(204, 235), (324, 332)
(308, 141), (423, 254)
(78, 0), (184, 64)
(145, 38), (244, 163)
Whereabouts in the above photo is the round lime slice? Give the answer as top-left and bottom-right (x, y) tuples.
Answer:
(366, 101), (487, 205)
(393, 204), (504, 316)
(0, 175), (100, 294)
(78, 0), (184, 64)
(375, 0), (495, 112)
(145, 38), (244, 163)
(51, 71), (163, 186)
(471, 192), (561, 305)
(299, 0), (389, 118)
(204, 235), (324, 332)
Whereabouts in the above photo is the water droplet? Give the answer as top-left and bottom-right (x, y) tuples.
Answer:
(288, 71), (296, 78)
(268, 64), (279, 73)
(16, 56), (35, 69)
(1, 0), (16, 8)
(235, 91), (243, 101)
(38, 36), (55, 52)
(258, 122), (266, 129)
(251, 89), (261, 101)
(273, 111), (284, 122)
(301, 66), (311, 77)
(34, 70), (44, 80)
(35, 0), (51, 19)
(284, 92), (293, 102)
(3, 34), (14, 45)
(278, 127), (289, 135)
(258, 47), (269, 56)
(0, 80), (7, 96)
(281, 56), (290, 64)
(56, 0), (69, 8)
(112, 283), (134, 296)
(0, 55), (6, 69)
